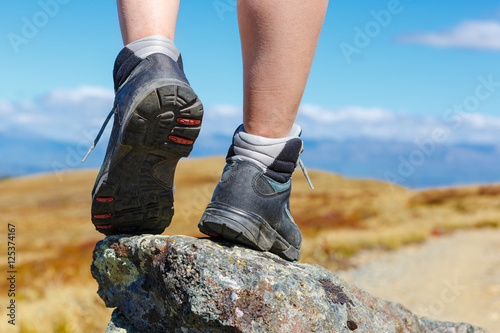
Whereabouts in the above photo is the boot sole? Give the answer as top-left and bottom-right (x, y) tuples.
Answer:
(198, 202), (301, 261)
(92, 82), (203, 235)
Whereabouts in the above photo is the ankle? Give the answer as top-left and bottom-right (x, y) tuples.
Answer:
(227, 124), (303, 183)
(126, 35), (180, 61)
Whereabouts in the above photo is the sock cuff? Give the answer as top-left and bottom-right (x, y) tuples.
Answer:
(112, 36), (182, 92)
(237, 124), (302, 146)
(227, 124), (303, 183)
(126, 35), (180, 61)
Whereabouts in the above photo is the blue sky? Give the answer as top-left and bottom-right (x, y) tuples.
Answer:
(2, 0), (499, 113)
(1, 0), (500, 186)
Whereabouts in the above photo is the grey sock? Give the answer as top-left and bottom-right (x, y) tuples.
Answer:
(126, 35), (180, 61)
(229, 124), (303, 178)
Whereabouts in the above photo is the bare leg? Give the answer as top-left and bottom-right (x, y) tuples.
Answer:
(238, 0), (328, 138)
(117, 0), (180, 44)
(90, 0), (204, 236)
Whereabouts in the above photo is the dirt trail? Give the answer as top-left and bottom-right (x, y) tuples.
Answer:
(338, 228), (500, 332)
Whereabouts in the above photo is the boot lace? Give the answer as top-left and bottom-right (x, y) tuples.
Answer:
(81, 106), (116, 163)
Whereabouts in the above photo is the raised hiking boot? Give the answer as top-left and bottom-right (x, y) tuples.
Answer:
(198, 124), (313, 261)
(85, 36), (203, 235)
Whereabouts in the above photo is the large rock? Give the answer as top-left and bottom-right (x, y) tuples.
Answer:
(91, 235), (486, 333)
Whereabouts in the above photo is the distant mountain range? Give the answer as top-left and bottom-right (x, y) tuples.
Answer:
(2, 87), (499, 188)
(3, 132), (498, 189)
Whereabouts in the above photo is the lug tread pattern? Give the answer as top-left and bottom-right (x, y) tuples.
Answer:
(92, 83), (203, 235)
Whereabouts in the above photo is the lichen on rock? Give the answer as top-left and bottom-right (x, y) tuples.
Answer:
(91, 235), (487, 333)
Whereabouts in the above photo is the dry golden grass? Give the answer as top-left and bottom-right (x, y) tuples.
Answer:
(0, 283), (111, 333)
(1, 156), (499, 332)
(0, 169), (112, 333)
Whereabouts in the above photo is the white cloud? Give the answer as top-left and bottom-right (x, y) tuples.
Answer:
(42, 86), (114, 106)
(198, 104), (242, 137)
(1, 86), (114, 143)
(209, 104), (240, 116)
(396, 20), (500, 51)
(296, 104), (500, 144)
(3, 86), (500, 148)
(0, 100), (14, 115)
(467, 113), (494, 128)
(301, 104), (394, 123)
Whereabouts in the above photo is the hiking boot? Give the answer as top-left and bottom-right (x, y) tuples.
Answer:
(198, 124), (312, 261)
(89, 36), (203, 235)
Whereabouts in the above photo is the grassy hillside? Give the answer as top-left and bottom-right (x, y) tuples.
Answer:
(1, 157), (499, 332)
